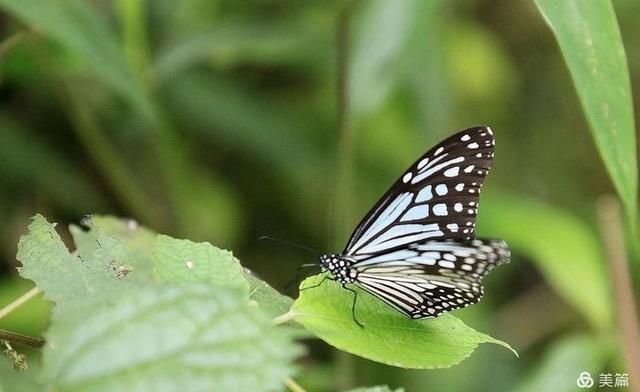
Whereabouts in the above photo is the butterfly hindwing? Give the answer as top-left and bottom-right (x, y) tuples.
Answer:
(345, 126), (496, 258)
(352, 238), (510, 318)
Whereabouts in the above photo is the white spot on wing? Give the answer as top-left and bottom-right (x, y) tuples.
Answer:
(435, 184), (448, 195)
(439, 260), (455, 269)
(444, 167), (460, 177)
(467, 142), (479, 149)
(461, 134), (470, 141)
(433, 203), (447, 216)
(402, 172), (413, 183)
(416, 185), (433, 202)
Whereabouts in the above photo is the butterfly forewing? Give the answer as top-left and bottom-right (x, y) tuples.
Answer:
(344, 126), (495, 258)
(353, 238), (510, 318)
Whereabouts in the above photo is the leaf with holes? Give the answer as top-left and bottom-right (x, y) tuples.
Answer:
(16, 215), (121, 306)
(70, 215), (157, 283)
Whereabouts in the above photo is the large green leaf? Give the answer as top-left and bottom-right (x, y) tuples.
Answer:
(535, 0), (638, 231)
(292, 275), (516, 369)
(479, 193), (613, 330)
(0, 0), (153, 121)
(42, 284), (301, 392)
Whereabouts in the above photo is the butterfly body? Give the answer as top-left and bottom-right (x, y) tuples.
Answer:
(316, 126), (510, 322)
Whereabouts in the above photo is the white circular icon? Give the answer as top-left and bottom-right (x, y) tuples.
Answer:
(577, 371), (594, 388)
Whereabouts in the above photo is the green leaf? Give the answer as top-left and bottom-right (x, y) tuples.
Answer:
(245, 271), (293, 318)
(153, 234), (249, 294)
(512, 334), (613, 392)
(42, 284), (301, 392)
(0, 0), (154, 121)
(535, 0), (638, 231)
(16, 215), (120, 305)
(479, 193), (613, 330)
(347, 386), (404, 392)
(292, 275), (516, 369)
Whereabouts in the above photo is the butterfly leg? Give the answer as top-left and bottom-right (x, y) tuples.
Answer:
(342, 285), (364, 328)
(299, 274), (332, 291)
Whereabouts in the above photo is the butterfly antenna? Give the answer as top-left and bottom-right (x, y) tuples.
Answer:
(259, 235), (318, 255)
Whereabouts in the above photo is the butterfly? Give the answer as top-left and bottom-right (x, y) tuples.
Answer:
(315, 126), (510, 326)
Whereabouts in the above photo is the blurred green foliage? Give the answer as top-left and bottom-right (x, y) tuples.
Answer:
(0, 0), (638, 391)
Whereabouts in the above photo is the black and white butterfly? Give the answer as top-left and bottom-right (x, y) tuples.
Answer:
(316, 126), (510, 324)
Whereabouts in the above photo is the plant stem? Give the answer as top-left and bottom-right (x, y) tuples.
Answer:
(0, 330), (44, 349)
(284, 377), (307, 392)
(597, 195), (640, 386)
(0, 287), (41, 321)
(271, 310), (295, 326)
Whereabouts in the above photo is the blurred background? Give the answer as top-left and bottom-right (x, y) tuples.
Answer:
(0, 0), (638, 391)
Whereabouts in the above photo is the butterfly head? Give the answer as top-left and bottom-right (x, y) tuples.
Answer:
(319, 254), (358, 284)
